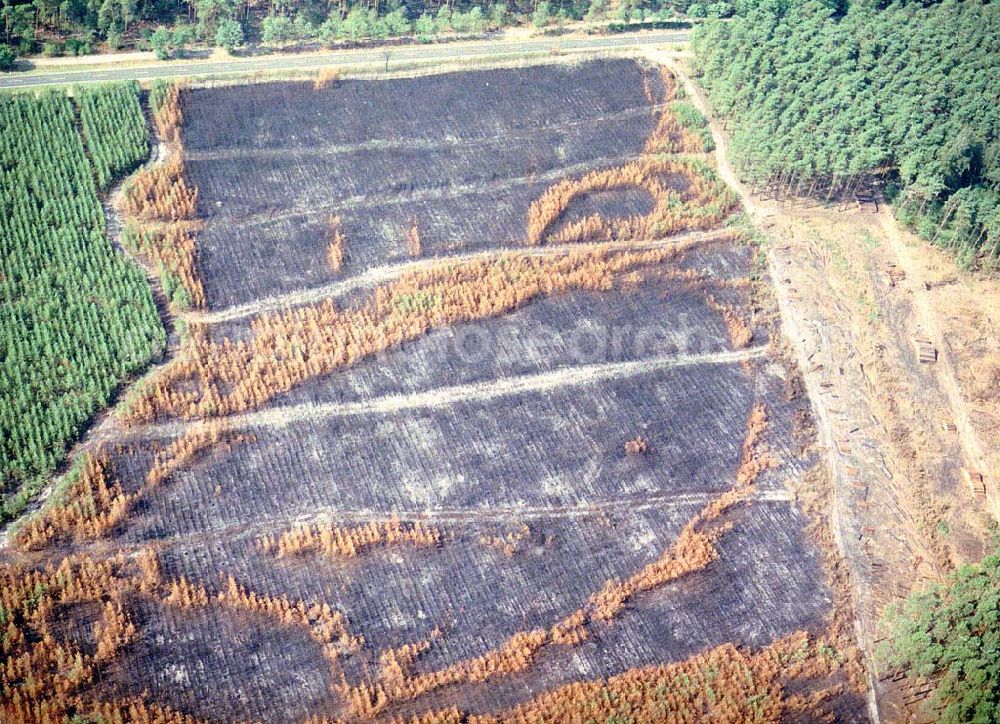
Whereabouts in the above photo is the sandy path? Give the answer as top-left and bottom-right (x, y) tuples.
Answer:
(190, 228), (734, 324)
(130, 345), (768, 440)
(18, 484), (794, 563)
(659, 52), (990, 511)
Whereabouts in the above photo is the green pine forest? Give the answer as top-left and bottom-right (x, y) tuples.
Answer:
(692, 0), (1000, 267)
(879, 549), (1000, 722)
(0, 84), (165, 522)
(0, 0), (701, 67)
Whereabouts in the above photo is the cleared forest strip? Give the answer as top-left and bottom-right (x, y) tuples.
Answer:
(232, 154), (647, 228)
(653, 51), (881, 721)
(190, 229), (735, 324)
(878, 213), (997, 520)
(130, 345), (768, 440)
(182, 104), (669, 163)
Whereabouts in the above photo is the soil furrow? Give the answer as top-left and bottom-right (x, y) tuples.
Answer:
(183, 104), (668, 163)
(231, 154), (646, 228)
(24, 488), (795, 563)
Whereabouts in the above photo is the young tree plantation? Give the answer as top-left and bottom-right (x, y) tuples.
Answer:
(0, 86), (164, 522)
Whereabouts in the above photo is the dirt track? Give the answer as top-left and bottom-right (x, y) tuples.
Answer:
(133, 345), (769, 439)
(189, 228), (732, 324)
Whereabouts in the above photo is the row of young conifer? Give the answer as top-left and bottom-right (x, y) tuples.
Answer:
(0, 85), (165, 522)
(75, 81), (150, 191)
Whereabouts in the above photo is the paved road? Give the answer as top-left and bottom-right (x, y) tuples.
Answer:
(0, 31), (688, 89)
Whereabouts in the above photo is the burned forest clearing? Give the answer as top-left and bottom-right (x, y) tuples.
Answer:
(0, 58), (870, 722)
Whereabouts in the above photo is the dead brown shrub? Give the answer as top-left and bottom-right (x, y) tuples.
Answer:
(14, 452), (129, 549)
(121, 84), (207, 313)
(624, 436), (649, 455)
(163, 574), (362, 662)
(407, 217), (422, 257)
(705, 292), (754, 349)
(378, 629), (441, 687)
(0, 553), (203, 723)
(339, 629), (549, 719)
(526, 158), (733, 246)
(17, 422), (232, 549)
(314, 66), (341, 90)
(261, 519), (444, 559)
(641, 65), (657, 106)
(735, 404), (775, 488)
(92, 599), (137, 662)
(469, 632), (837, 723)
(127, 222), (206, 309)
(549, 609), (588, 646)
(146, 421), (228, 489)
(643, 67), (706, 155)
(120, 154), (198, 222)
(478, 524), (530, 558)
(153, 83), (184, 145)
(590, 527), (718, 622)
(163, 575), (210, 607)
(327, 215), (346, 273)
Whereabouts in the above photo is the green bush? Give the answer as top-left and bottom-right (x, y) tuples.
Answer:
(340, 6), (377, 40)
(706, 1), (732, 19)
(261, 15), (296, 45)
(171, 24), (193, 55)
(451, 7), (487, 33)
(293, 14), (316, 39)
(413, 12), (437, 40)
(18, 28), (35, 55)
(215, 18), (243, 52)
(105, 28), (122, 50)
(532, 0), (551, 27)
(0, 44), (15, 70)
(669, 101), (707, 130)
(150, 26), (172, 59)
(878, 550), (1000, 722)
(434, 5), (451, 32)
(379, 8), (410, 37)
(318, 15), (343, 45)
(489, 2), (508, 29)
